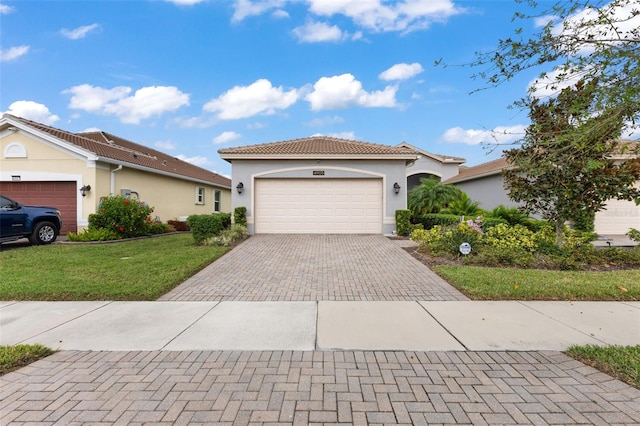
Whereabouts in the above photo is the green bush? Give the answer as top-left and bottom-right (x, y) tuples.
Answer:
(464, 246), (536, 268)
(487, 205), (529, 226)
(484, 223), (538, 253)
(395, 209), (412, 236)
(414, 213), (461, 229)
(234, 206), (247, 226)
(66, 228), (121, 242)
(627, 228), (640, 243)
(204, 224), (248, 247)
(187, 213), (231, 244)
(89, 195), (155, 238)
(480, 217), (509, 231)
(412, 222), (484, 257)
(571, 209), (595, 232)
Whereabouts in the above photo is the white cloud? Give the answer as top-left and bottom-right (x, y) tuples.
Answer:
(441, 125), (526, 145)
(176, 154), (211, 167)
(308, 0), (462, 33)
(60, 23), (100, 40)
(293, 21), (345, 43)
(305, 73), (397, 110)
(213, 131), (241, 144)
(155, 140), (177, 150)
(305, 115), (345, 127)
(0, 4), (15, 14)
(0, 45), (29, 62)
(63, 84), (190, 124)
(528, 68), (584, 99)
(232, 0), (286, 22)
(379, 62), (423, 81)
(80, 127), (102, 132)
(203, 79), (299, 120)
(6, 101), (59, 125)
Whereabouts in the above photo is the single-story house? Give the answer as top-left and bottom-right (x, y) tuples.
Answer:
(398, 142), (466, 191)
(0, 114), (231, 234)
(443, 148), (640, 235)
(219, 137), (419, 235)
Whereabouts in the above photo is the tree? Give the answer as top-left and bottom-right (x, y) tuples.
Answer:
(503, 79), (640, 247)
(407, 177), (462, 217)
(470, 0), (640, 141)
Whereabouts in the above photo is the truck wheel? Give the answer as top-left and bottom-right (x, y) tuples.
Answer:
(29, 221), (58, 245)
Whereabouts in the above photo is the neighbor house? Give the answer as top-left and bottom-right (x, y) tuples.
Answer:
(219, 137), (419, 235)
(443, 145), (640, 235)
(0, 114), (231, 234)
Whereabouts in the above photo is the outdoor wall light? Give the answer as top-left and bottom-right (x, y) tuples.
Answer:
(393, 182), (400, 195)
(79, 185), (91, 197)
(236, 182), (244, 194)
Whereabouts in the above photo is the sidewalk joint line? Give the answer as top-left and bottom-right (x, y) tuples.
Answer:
(417, 301), (469, 350)
(160, 301), (221, 350)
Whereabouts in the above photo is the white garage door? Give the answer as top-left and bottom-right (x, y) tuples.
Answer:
(255, 178), (382, 234)
(594, 193), (640, 235)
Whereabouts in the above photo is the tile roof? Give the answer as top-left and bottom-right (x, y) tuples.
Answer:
(442, 157), (511, 184)
(3, 114), (230, 188)
(218, 136), (418, 158)
(396, 142), (466, 164)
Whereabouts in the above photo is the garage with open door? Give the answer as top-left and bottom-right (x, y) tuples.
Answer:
(255, 178), (382, 234)
(0, 181), (77, 234)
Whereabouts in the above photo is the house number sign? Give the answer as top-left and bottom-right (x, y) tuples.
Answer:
(313, 170), (325, 176)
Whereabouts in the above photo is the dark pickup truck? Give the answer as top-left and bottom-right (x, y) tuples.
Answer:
(0, 195), (63, 245)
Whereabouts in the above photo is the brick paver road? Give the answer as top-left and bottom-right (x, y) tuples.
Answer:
(160, 235), (468, 302)
(2, 350), (639, 425)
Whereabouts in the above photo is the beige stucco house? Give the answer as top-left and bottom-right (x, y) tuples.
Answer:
(0, 114), (231, 234)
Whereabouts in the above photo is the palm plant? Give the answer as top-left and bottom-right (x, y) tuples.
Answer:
(440, 193), (484, 216)
(407, 177), (462, 216)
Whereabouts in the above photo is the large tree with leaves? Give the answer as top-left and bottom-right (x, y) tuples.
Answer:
(471, 0), (639, 139)
(504, 79), (640, 247)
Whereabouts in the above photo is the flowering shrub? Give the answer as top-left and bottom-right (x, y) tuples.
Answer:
(88, 195), (156, 238)
(412, 222), (484, 256)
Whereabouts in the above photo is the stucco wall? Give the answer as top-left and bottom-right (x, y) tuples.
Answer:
(406, 155), (460, 181)
(453, 175), (519, 211)
(229, 159), (409, 234)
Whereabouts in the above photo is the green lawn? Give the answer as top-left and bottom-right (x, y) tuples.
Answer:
(433, 265), (640, 300)
(566, 344), (640, 389)
(0, 344), (55, 376)
(0, 234), (228, 301)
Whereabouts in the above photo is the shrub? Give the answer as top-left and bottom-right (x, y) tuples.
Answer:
(167, 220), (189, 231)
(147, 219), (169, 235)
(412, 222), (484, 257)
(395, 209), (411, 236)
(484, 223), (537, 252)
(66, 228), (120, 242)
(480, 217), (509, 231)
(414, 213), (460, 229)
(89, 195), (155, 238)
(204, 224), (248, 247)
(187, 213), (231, 244)
(464, 246), (536, 268)
(487, 205), (530, 226)
(571, 210), (595, 232)
(234, 206), (247, 226)
(627, 228), (640, 243)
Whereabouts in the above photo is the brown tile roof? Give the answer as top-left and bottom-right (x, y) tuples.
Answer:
(4, 114), (230, 188)
(218, 136), (418, 158)
(442, 157), (511, 184)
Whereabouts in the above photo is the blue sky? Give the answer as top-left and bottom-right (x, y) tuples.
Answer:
(1, 0), (568, 177)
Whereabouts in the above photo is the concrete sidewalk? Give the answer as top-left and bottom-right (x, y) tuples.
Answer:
(2, 300), (638, 352)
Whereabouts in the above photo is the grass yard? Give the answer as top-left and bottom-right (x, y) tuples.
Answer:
(565, 344), (640, 389)
(0, 344), (55, 376)
(433, 265), (640, 300)
(0, 234), (228, 301)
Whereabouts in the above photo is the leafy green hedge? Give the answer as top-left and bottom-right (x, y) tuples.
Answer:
(234, 206), (247, 226)
(187, 213), (231, 244)
(413, 213), (461, 229)
(395, 209), (412, 236)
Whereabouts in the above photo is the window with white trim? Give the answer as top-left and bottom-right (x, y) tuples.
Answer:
(196, 187), (205, 205)
(214, 190), (221, 212)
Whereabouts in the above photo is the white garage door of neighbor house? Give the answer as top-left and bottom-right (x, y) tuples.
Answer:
(594, 195), (640, 235)
(255, 178), (382, 234)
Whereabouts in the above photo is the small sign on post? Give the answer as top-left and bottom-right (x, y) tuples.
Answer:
(459, 242), (471, 256)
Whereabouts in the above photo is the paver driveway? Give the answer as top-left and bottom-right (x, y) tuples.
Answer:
(160, 234), (468, 301)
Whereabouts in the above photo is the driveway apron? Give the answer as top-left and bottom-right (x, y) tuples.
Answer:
(160, 234), (469, 301)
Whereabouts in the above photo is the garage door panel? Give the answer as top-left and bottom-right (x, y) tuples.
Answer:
(255, 179), (382, 234)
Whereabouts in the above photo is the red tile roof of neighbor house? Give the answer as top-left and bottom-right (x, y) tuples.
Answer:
(396, 141), (466, 164)
(4, 114), (231, 188)
(218, 136), (419, 158)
